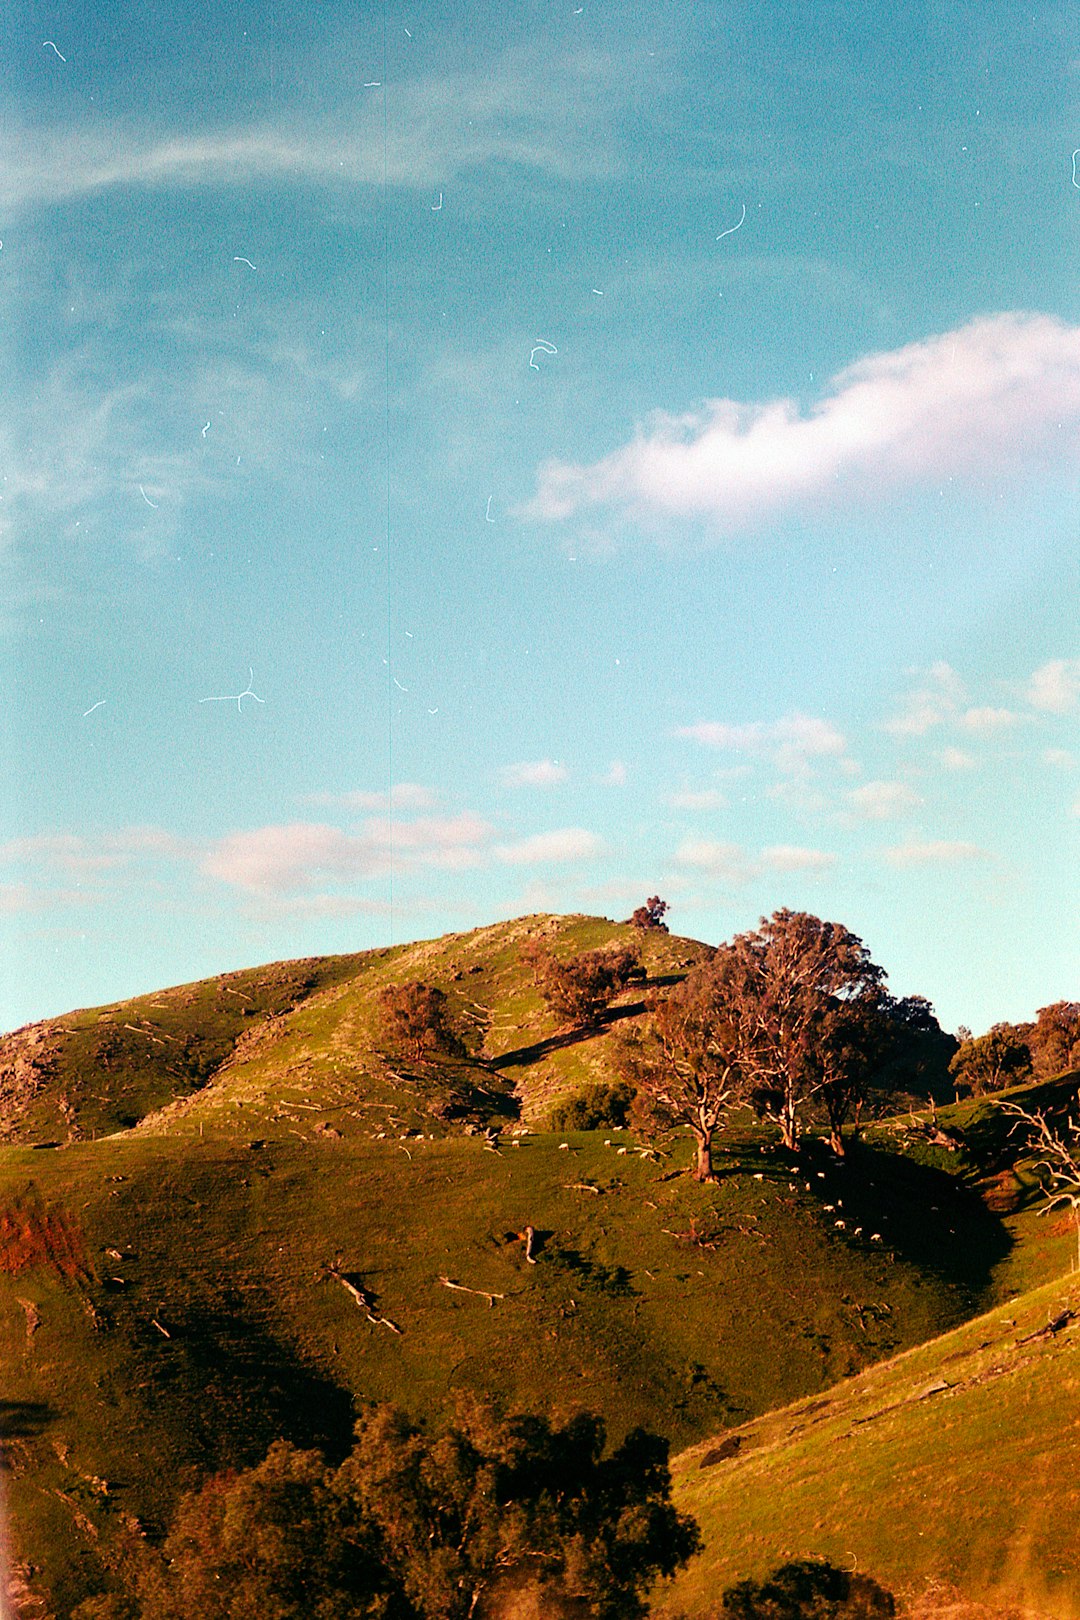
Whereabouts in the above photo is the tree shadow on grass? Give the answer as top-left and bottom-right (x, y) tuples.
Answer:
(808, 1138), (1013, 1300)
(104, 1287), (357, 1484)
(0, 1399), (53, 1440)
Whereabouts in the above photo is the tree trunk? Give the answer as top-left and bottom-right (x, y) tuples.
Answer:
(829, 1125), (845, 1156)
(692, 1131), (716, 1181)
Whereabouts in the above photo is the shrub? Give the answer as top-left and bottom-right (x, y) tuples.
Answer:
(721, 1560), (895, 1620)
(524, 945), (641, 1026)
(548, 1080), (635, 1132)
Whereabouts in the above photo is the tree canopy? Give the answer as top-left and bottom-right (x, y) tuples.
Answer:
(721, 1560), (895, 1620)
(617, 954), (745, 1180)
(524, 943), (641, 1027)
(116, 1399), (699, 1620)
(948, 1023), (1032, 1098)
(721, 910), (887, 1152)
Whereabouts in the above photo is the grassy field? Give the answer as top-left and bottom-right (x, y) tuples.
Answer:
(0, 914), (1075, 1615)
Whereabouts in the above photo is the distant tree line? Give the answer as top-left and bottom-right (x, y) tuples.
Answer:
(949, 1003), (1080, 1098)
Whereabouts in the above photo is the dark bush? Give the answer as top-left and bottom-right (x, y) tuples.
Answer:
(721, 1559), (895, 1620)
(548, 1080), (635, 1131)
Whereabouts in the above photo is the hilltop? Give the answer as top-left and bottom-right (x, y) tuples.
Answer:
(0, 913), (1075, 1616)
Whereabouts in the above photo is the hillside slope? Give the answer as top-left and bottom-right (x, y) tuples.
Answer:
(663, 1271), (1080, 1618)
(0, 918), (1073, 1616)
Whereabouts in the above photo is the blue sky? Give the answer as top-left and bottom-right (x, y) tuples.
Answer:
(1, 0), (1078, 1034)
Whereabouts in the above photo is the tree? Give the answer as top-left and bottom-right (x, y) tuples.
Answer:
(616, 954), (744, 1180)
(1000, 1097), (1080, 1271)
(871, 993), (957, 1107)
(630, 896), (669, 931)
(137, 1439), (398, 1620)
(1028, 1002), (1080, 1080)
(811, 989), (897, 1156)
(524, 945), (641, 1027)
(948, 1023), (1032, 1099)
(723, 911), (887, 1153)
(378, 983), (465, 1066)
(721, 1560), (895, 1620)
(131, 1401), (699, 1620)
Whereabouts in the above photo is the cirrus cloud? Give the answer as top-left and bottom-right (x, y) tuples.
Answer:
(527, 313), (1080, 534)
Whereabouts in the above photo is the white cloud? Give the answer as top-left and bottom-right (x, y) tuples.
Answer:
(0, 827), (189, 877)
(674, 840), (752, 884)
(499, 759), (569, 789)
(527, 314), (1080, 533)
(677, 713), (848, 775)
(673, 840), (835, 883)
(495, 828), (603, 865)
(302, 783), (437, 812)
(761, 845), (836, 875)
(666, 789), (729, 811)
(883, 839), (988, 867)
(0, 883), (96, 913)
(847, 781), (923, 821)
(939, 747), (977, 770)
(1027, 658), (1080, 714)
(200, 814), (493, 893)
(598, 760), (628, 787)
(1042, 748), (1076, 768)
(885, 662), (967, 737)
(960, 706), (1017, 733)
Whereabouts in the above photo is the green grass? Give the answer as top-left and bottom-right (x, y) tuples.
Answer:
(0, 1121), (1008, 1613)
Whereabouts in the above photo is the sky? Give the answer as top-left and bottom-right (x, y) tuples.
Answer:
(0, 0), (1078, 1036)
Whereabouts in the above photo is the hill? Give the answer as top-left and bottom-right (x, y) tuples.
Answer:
(0, 914), (1074, 1616)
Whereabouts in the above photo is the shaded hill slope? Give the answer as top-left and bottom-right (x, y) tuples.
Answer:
(0, 1116), (1023, 1614)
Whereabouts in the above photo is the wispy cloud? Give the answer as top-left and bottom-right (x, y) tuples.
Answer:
(885, 667), (1014, 739)
(200, 814), (492, 894)
(883, 839), (989, 867)
(301, 783), (437, 812)
(960, 706), (1017, 733)
(0, 827), (189, 878)
(666, 788), (729, 811)
(499, 760), (569, 789)
(884, 662), (967, 737)
(527, 313), (1080, 534)
(677, 713), (848, 775)
(674, 839), (835, 883)
(495, 828), (603, 865)
(939, 747), (977, 770)
(847, 781), (923, 821)
(0, 48), (623, 213)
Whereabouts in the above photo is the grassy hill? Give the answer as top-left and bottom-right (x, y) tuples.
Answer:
(663, 1271), (1080, 1618)
(0, 914), (1075, 1616)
